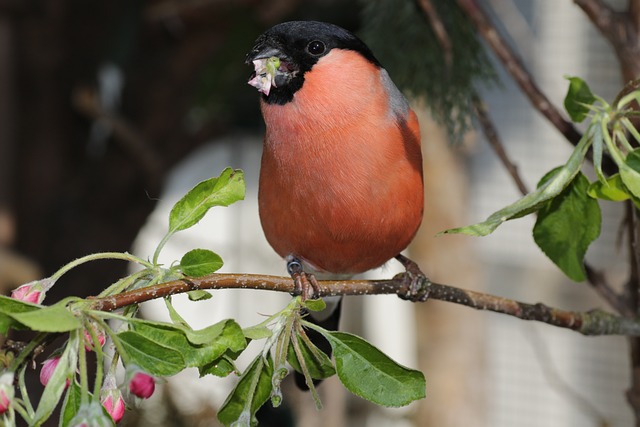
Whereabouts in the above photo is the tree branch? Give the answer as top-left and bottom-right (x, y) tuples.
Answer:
(456, 0), (583, 146)
(416, 0), (453, 67)
(87, 273), (640, 336)
(574, 0), (617, 36)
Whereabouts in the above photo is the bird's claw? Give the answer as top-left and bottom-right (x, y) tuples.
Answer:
(287, 258), (320, 301)
(395, 254), (431, 302)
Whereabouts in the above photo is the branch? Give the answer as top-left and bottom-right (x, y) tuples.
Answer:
(416, 0), (453, 67)
(471, 93), (530, 195)
(456, 0), (583, 146)
(87, 273), (640, 336)
(574, 0), (618, 36)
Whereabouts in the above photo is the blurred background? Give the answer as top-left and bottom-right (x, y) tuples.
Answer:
(0, 0), (632, 426)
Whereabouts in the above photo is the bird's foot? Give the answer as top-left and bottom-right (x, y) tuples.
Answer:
(394, 254), (431, 302)
(287, 257), (320, 301)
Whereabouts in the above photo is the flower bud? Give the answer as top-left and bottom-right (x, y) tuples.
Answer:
(128, 372), (155, 399)
(40, 356), (70, 388)
(0, 372), (14, 415)
(101, 391), (125, 423)
(11, 283), (43, 304)
(83, 326), (106, 352)
(11, 278), (55, 305)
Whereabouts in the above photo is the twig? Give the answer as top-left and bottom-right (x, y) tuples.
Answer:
(416, 0), (453, 67)
(87, 273), (640, 337)
(574, 0), (617, 36)
(456, 0), (583, 147)
(471, 93), (529, 195)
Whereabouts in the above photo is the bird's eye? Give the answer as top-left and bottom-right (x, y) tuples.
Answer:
(306, 40), (326, 56)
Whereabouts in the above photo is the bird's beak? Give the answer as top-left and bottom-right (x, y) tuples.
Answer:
(245, 45), (283, 64)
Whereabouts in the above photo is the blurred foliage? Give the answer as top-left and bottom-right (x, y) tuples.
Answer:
(359, 0), (497, 141)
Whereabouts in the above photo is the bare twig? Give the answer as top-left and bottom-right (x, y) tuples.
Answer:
(471, 93), (530, 195)
(416, 0), (453, 67)
(456, 0), (583, 146)
(574, 0), (617, 36)
(87, 273), (640, 336)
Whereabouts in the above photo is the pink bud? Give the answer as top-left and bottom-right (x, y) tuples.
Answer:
(129, 372), (155, 399)
(101, 392), (125, 423)
(0, 389), (10, 415)
(0, 372), (13, 415)
(11, 283), (43, 304)
(83, 327), (106, 352)
(40, 356), (70, 388)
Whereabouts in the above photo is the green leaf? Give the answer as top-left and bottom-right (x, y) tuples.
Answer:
(0, 295), (42, 333)
(187, 290), (213, 301)
(199, 355), (238, 378)
(163, 297), (191, 329)
(287, 333), (335, 380)
(587, 174), (630, 201)
(34, 333), (79, 425)
(322, 330), (425, 407)
(180, 249), (223, 277)
(444, 135), (592, 236)
(59, 381), (82, 427)
(564, 76), (596, 123)
(129, 318), (246, 370)
(533, 172), (601, 281)
(620, 148), (640, 199)
(218, 356), (274, 427)
(242, 324), (272, 340)
(11, 304), (81, 332)
(184, 319), (246, 348)
(117, 330), (185, 376)
(169, 168), (245, 233)
(303, 299), (326, 312)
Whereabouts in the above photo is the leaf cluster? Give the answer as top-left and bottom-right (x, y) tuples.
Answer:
(446, 77), (640, 282)
(0, 167), (425, 426)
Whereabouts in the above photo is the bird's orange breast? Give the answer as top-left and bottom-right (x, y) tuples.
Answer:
(258, 49), (423, 274)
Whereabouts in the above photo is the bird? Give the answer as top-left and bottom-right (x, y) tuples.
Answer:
(246, 20), (427, 389)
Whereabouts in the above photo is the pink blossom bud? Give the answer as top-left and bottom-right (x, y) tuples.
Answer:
(10, 278), (55, 305)
(0, 372), (14, 415)
(0, 389), (10, 415)
(128, 372), (155, 399)
(83, 327), (106, 352)
(40, 356), (70, 388)
(11, 283), (43, 304)
(101, 392), (125, 423)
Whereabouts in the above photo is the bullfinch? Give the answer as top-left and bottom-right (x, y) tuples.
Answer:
(246, 21), (426, 389)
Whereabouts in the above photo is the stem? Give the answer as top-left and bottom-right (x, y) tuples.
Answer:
(152, 232), (173, 265)
(89, 315), (130, 370)
(290, 325), (322, 409)
(77, 330), (89, 404)
(50, 252), (154, 282)
(85, 320), (105, 398)
(97, 269), (151, 298)
(17, 364), (34, 418)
